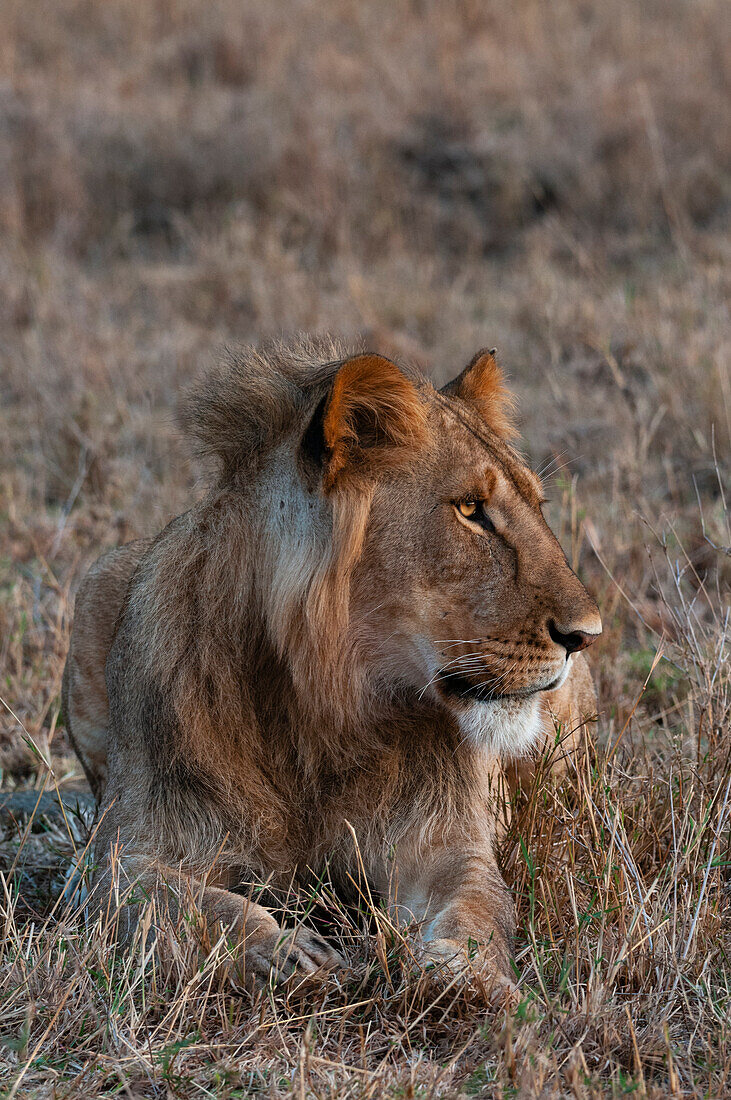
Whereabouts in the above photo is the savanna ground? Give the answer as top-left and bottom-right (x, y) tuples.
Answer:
(0, 0), (729, 1096)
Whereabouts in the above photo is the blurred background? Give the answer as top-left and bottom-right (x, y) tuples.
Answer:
(0, 0), (728, 777)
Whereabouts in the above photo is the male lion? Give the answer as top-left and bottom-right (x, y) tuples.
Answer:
(63, 335), (601, 996)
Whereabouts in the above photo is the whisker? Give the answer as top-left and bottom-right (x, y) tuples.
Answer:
(417, 657), (487, 699)
(425, 655), (523, 701)
(536, 450), (569, 479)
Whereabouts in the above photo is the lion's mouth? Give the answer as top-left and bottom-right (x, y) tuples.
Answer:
(439, 668), (565, 703)
(439, 673), (524, 704)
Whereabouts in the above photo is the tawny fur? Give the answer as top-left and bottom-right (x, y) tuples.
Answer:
(64, 335), (601, 994)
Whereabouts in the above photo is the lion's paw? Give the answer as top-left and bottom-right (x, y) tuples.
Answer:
(419, 937), (518, 1008)
(236, 925), (345, 990)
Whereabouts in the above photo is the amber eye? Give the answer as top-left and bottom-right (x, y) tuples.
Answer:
(456, 499), (497, 534)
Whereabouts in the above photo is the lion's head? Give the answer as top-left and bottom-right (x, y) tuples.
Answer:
(181, 336), (601, 757)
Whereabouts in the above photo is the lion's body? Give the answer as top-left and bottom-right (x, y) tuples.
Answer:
(63, 335), (601, 992)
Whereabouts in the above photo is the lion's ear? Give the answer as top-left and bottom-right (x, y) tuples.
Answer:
(441, 349), (517, 439)
(320, 354), (427, 491)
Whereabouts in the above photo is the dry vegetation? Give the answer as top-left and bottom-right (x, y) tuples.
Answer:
(0, 0), (729, 1096)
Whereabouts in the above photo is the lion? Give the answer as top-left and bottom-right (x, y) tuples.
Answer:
(62, 335), (601, 997)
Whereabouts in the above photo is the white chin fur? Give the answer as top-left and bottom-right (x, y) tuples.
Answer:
(457, 694), (544, 758)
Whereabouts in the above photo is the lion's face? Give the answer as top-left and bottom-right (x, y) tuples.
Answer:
(324, 351), (602, 752)
(178, 338), (601, 756)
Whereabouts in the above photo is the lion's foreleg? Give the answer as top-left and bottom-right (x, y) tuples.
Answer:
(89, 849), (343, 988)
(389, 835), (516, 998)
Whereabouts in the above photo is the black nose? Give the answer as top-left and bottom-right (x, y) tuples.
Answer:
(548, 620), (598, 655)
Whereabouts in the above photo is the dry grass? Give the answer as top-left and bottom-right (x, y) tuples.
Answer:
(0, 0), (729, 1095)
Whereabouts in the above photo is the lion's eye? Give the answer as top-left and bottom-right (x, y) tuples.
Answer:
(456, 499), (496, 534)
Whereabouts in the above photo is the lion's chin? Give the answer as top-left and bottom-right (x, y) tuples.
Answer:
(453, 693), (543, 758)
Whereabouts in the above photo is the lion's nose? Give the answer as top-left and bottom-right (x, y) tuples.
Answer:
(548, 618), (602, 655)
